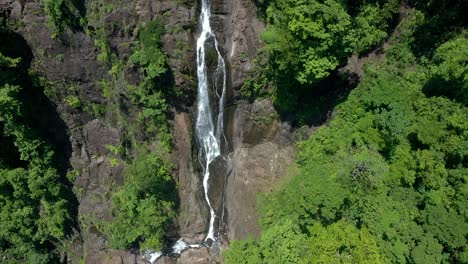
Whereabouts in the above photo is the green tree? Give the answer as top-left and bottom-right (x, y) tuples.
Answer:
(109, 152), (177, 251)
(0, 51), (71, 262)
(43, 0), (84, 36)
(424, 34), (468, 104)
(411, 236), (444, 264)
(305, 221), (386, 263)
(263, 0), (398, 85)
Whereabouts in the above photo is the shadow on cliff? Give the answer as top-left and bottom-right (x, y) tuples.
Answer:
(62, 0), (87, 33)
(162, 62), (198, 114)
(271, 70), (357, 128)
(0, 30), (80, 234)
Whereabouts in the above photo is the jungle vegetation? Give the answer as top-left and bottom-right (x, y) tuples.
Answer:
(226, 0), (467, 263)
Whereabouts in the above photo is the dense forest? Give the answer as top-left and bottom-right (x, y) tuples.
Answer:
(226, 0), (467, 263)
(0, 0), (466, 263)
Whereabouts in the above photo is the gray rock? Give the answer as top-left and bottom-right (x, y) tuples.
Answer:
(173, 113), (208, 239)
(213, 0), (265, 91)
(224, 99), (295, 240)
(177, 248), (211, 264)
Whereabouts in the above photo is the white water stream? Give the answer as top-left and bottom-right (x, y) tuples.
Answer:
(196, 0), (228, 243)
(146, 0), (228, 262)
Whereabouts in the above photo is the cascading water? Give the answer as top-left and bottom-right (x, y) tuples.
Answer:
(196, 0), (228, 243)
(146, 0), (228, 262)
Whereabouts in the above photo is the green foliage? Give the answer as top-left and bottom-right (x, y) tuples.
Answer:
(130, 48), (166, 79)
(252, 0), (400, 121)
(263, 0), (398, 85)
(225, 220), (305, 264)
(128, 19), (172, 149)
(226, 8), (467, 263)
(128, 82), (172, 149)
(130, 20), (167, 79)
(44, 0), (66, 33)
(90, 15), (172, 149)
(424, 34), (468, 104)
(240, 53), (270, 101)
(64, 95), (81, 108)
(305, 221), (385, 263)
(43, 0), (84, 36)
(94, 30), (111, 64)
(109, 152), (177, 251)
(0, 53), (20, 67)
(0, 51), (71, 262)
(224, 238), (263, 264)
(225, 220), (385, 264)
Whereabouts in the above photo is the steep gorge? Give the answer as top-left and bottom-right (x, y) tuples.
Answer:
(0, 0), (301, 263)
(2, 0), (466, 263)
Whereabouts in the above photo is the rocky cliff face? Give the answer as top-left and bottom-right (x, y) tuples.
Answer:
(225, 99), (296, 240)
(2, 0), (197, 263)
(210, 0), (302, 242)
(171, 0), (304, 262)
(1, 0), (303, 263)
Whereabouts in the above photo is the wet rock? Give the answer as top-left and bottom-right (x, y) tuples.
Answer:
(191, 0), (296, 246)
(173, 113), (208, 239)
(212, 0), (265, 91)
(84, 249), (146, 264)
(156, 256), (177, 264)
(207, 155), (232, 215)
(201, 3), (294, 242)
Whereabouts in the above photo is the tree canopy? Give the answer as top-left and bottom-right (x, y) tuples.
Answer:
(262, 0), (399, 85)
(0, 41), (72, 263)
(109, 151), (178, 251)
(225, 2), (467, 262)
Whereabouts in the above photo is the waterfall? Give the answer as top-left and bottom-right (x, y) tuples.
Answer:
(196, 0), (228, 243)
(146, 0), (228, 262)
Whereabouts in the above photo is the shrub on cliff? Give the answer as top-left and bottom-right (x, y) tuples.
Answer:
(109, 152), (177, 251)
(129, 19), (172, 149)
(130, 19), (166, 80)
(43, 0), (84, 36)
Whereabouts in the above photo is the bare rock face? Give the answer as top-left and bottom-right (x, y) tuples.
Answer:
(210, 0), (296, 242)
(177, 247), (222, 264)
(172, 113), (208, 241)
(178, 248), (211, 264)
(85, 249), (147, 264)
(224, 99), (296, 240)
(213, 0), (265, 91)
